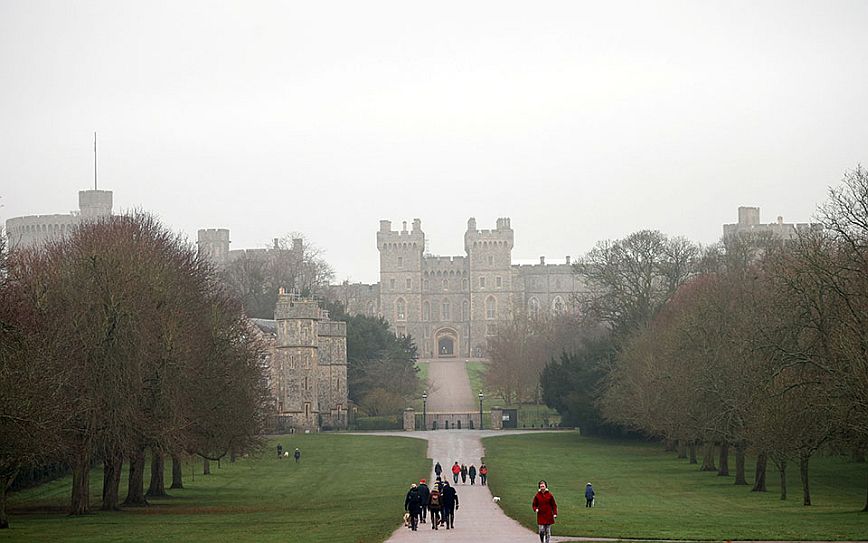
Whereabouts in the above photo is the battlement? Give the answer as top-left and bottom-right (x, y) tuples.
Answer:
(274, 294), (323, 320)
(423, 255), (467, 267)
(377, 218), (425, 251)
(318, 319), (347, 338)
(197, 228), (231, 242)
(464, 217), (514, 252)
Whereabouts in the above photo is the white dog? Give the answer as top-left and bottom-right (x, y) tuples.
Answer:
(492, 496), (501, 503)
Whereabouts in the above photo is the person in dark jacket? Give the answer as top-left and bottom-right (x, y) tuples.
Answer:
(468, 464), (477, 485)
(276, 444), (283, 458)
(532, 480), (558, 543)
(460, 464), (468, 484)
(404, 483), (423, 531)
(417, 479), (430, 523)
(427, 485), (442, 529)
(440, 481), (459, 529)
(585, 482), (595, 507)
(434, 462), (443, 478)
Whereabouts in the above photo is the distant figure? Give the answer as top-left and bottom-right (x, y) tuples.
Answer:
(418, 479), (430, 524)
(532, 480), (558, 543)
(468, 464), (477, 485)
(460, 464), (468, 484)
(293, 448), (300, 463)
(441, 481), (459, 529)
(585, 482), (595, 507)
(427, 484), (442, 529)
(404, 483), (422, 531)
(434, 462), (443, 478)
(452, 462), (461, 484)
(277, 444), (283, 458)
(479, 463), (488, 486)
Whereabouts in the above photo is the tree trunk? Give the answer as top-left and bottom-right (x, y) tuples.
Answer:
(717, 442), (730, 476)
(101, 453), (123, 511)
(664, 439), (676, 453)
(146, 451), (167, 497)
(170, 453), (184, 489)
(230, 449), (237, 463)
(0, 472), (17, 529)
(800, 453), (811, 506)
(734, 443), (747, 485)
(203, 458), (211, 475)
(677, 441), (687, 459)
(123, 448), (148, 507)
(862, 469), (867, 512)
(700, 442), (717, 471)
(70, 449), (91, 515)
(778, 459), (787, 500)
(752, 452), (767, 492)
(688, 442), (697, 464)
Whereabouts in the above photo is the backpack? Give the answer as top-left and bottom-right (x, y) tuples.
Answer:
(429, 490), (441, 507)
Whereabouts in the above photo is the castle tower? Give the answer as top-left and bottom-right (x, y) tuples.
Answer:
(316, 315), (348, 429)
(197, 228), (231, 267)
(274, 293), (322, 430)
(465, 217), (514, 356)
(377, 219), (424, 339)
(78, 189), (113, 219)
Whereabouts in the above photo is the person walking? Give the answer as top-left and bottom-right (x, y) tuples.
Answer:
(479, 463), (488, 486)
(532, 480), (558, 543)
(427, 484), (442, 529)
(404, 483), (423, 531)
(451, 461), (461, 484)
(276, 444), (283, 458)
(434, 462), (443, 479)
(293, 448), (300, 463)
(468, 464), (477, 485)
(460, 464), (468, 484)
(585, 482), (595, 507)
(441, 481), (459, 529)
(417, 479), (430, 524)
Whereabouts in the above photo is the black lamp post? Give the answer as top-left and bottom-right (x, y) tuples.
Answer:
(422, 392), (428, 431)
(478, 390), (484, 430)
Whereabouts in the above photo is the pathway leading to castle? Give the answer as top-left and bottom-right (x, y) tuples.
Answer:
(381, 357), (571, 543)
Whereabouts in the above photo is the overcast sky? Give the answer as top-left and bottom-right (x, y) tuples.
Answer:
(2, 1), (867, 283)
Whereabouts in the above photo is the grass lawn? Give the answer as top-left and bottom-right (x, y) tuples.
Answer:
(2, 434), (429, 543)
(484, 432), (868, 541)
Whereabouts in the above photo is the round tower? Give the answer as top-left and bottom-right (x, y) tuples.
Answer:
(78, 189), (113, 219)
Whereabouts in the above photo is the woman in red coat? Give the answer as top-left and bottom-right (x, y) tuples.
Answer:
(531, 480), (557, 543)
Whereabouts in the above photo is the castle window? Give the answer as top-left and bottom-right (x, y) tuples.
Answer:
(529, 297), (540, 319)
(396, 298), (406, 321)
(406, 278), (412, 289)
(462, 278), (468, 290)
(304, 376), (309, 390)
(423, 301), (430, 321)
(442, 278), (448, 290)
(424, 279), (429, 290)
(305, 402), (311, 418)
(479, 277), (486, 288)
(442, 300), (450, 320)
(486, 296), (497, 320)
(555, 277), (561, 289)
(462, 300), (469, 321)
(398, 256), (404, 268)
(488, 256), (493, 265)
(552, 296), (565, 313)
(486, 323), (496, 336)
(496, 276), (502, 288)
(390, 279), (396, 289)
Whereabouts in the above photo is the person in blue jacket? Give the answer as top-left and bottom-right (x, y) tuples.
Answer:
(585, 482), (595, 507)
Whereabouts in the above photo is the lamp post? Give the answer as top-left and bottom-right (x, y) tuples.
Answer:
(422, 392), (428, 431)
(478, 391), (484, 430)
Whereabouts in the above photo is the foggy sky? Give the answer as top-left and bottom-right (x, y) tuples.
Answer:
(2, 1), (867, 284)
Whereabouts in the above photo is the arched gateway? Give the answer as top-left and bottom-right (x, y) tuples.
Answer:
(435, 328), (458, 358)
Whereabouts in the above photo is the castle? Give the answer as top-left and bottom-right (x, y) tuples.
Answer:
(4, 189), (113, 249)
(328, 217), (583, 359)
(252, 292), (348, 431)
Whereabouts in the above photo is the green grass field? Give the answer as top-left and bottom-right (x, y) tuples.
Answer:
(2, 434), (429, 543)
(483, 432), (868, 541)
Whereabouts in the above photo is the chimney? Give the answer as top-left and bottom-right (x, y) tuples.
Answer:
(565, 256), (571, 265)
(273, 238), (279, 249)
(540, 256), (545, 265)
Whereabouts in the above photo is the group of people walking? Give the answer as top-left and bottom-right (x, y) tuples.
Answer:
(403, 476), (459, 531)
(447, 461), (488, 485)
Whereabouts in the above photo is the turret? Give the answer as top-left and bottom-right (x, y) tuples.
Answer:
(78, 189), (112, 219)
(197, 228), (231, 267)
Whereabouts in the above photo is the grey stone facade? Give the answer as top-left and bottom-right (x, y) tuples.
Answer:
(723, 206), (822, 240)
(330, 217), (583, 358)
(254, 293), (348, 431)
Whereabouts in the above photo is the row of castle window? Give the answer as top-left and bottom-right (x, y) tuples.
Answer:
(389, 277), (503, 290)
(395, 297), (497, 321)
(13, 223), (73, 236)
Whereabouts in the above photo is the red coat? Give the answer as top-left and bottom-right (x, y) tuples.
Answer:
(452, 464), (461, 475)
(532, 490), (557, 525)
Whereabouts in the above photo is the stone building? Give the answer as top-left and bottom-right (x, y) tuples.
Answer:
(723, 206), (821, 240)
(330, 217), (583, 359)
(253, 292), (348, 431)
(196, 229), (304, 268)
(5, 189), (113, 250)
